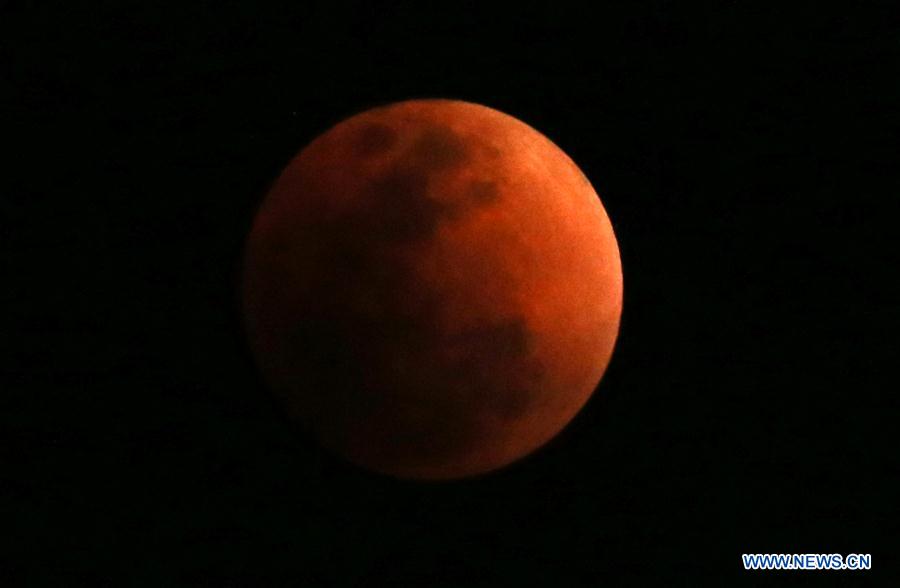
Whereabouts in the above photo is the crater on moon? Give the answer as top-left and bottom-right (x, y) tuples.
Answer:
(355, 123), (397, 157)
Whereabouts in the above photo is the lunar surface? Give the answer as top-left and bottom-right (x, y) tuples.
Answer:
(242, 99), (622, 479)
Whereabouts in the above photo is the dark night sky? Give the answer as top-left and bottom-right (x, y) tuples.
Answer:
(3, 2), (896, 585)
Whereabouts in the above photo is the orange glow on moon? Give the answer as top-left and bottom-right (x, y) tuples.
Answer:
(242, 99), (622, 479)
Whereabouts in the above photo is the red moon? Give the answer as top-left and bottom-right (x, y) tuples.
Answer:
(242, 99), (622, 479)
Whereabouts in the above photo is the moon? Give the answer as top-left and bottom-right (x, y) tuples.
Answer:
(242, 99), (622, 479)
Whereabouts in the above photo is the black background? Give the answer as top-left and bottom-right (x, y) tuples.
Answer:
(3, 1), (896, 585)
